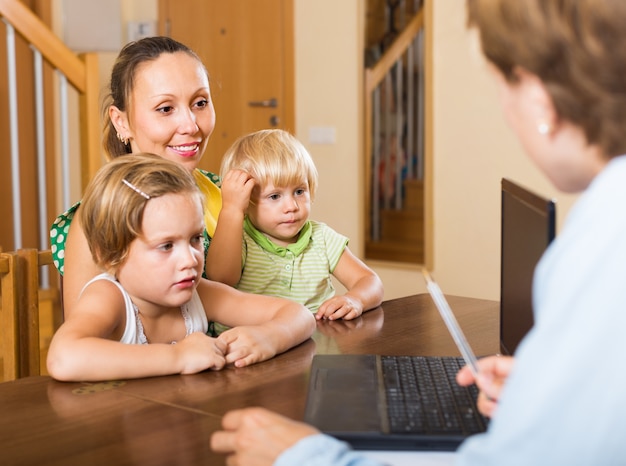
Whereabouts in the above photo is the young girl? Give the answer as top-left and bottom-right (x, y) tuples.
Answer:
(215, 129), (384, 321)
(46, 153), (315, 382)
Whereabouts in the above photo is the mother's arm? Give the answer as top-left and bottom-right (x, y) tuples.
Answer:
(62, 213), (102, 319)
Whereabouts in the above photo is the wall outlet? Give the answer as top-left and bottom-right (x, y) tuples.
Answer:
(308, 126), (337, 145)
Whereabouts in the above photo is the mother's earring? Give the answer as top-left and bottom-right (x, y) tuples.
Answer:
(116, 132), (130, 145)
(537, 122), (552, 136)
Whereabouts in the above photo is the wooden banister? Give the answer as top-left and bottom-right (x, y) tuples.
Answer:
(0, 1), (98, 379)
(79, 51), (103, 188)
(0, 0), (102, 193)
(0, 0), (85, 90)
(365, 10), (424, 93)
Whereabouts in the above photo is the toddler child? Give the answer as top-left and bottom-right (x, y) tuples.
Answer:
(217, 129), (384, 321)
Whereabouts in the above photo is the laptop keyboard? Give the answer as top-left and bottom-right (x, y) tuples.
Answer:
(382, 356), (487, 435)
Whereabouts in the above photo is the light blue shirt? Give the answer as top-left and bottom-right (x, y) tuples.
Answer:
(278, 155), (626, 466)
(276, 435), (383, 466)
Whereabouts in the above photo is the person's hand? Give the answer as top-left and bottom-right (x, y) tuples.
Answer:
(220, 169), (255, 214)
(456, 354), (514, 418)
(210, 407), (320, 466)
(217, 327), (276, 368)
(175, 332), (227, 374)
(316, 295), (364, 321)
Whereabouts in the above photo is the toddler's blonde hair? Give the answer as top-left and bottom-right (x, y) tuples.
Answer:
(220, 129), (318, 199)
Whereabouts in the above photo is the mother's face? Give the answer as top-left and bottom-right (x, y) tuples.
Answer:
(112, 52), (216, 173)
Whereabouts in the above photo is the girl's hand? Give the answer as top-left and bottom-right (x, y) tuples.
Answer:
(175, 332), (227, 374)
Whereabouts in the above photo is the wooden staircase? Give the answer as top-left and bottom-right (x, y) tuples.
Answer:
(366, 178), (424, 263)
(363, 4), (426, 266)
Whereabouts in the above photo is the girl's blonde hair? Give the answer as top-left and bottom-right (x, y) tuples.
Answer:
(79, 153), (203, 272)
(220, 129), (318, 198)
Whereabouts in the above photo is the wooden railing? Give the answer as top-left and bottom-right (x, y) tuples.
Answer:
(0, 0), (101, 253)
(364, 9), (426, 264)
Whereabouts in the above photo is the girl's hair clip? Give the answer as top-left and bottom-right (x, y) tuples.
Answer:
(122, 178), (151, 200)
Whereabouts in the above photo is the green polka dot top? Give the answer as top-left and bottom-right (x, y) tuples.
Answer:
(50, 202), (80, 275)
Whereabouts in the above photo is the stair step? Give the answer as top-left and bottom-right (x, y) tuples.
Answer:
(369, 180), (424, 263)
(380, 209), (423, 242)
(365, 239), (423, 264)
(403, 179), (423, 211)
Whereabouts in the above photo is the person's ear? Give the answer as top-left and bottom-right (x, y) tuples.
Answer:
(109, 105), (132, 142)
(513, 66), (558, 136)
(244, 200), (254, 215)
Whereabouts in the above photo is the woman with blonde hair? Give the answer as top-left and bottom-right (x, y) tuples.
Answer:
(50, 36), (251, 318)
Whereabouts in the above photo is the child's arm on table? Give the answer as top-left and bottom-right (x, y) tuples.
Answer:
(316, 247), (384, 321)
(201, 279), (316, 367)
(47, 280), (226, 382)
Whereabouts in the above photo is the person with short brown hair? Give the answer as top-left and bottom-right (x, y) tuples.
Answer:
(210, 1), (626, 464)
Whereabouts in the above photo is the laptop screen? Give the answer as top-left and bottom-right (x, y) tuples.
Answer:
(500, 178), (556, 355)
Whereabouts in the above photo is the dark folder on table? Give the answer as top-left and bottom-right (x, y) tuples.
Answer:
(303, 178), (555, 451)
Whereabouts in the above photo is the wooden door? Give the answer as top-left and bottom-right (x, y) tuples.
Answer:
(158, 0), (294, 174)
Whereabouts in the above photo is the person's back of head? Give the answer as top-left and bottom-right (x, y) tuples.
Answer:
(467, 0), (626, 158)
(103, 36), (207, 159)
(79, 153), (203, 274)
(221, 129), (319, 199)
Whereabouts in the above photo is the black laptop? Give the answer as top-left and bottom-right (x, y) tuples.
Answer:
(500, 178), (555, 354)
(304, 272), (486, 451)
(303, 179), (556, 451)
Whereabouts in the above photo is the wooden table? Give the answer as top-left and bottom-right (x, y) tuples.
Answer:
(0, 294), (498, 466)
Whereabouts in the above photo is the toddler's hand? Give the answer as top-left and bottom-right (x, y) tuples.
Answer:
(316, 295), (364, 321)
(217, 327), (276, 368)
(175, 332), (227, 374)
(220, 169), (255, 214)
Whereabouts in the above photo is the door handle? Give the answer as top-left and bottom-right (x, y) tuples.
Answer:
(248, 98), (278, 108)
